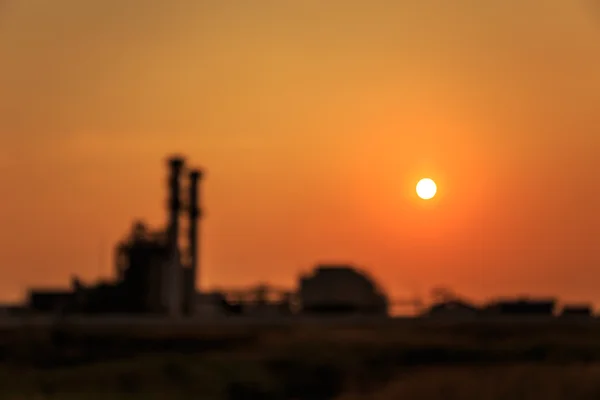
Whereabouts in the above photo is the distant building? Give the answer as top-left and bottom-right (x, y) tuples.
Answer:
(26, 156), (204, 317)
(114, 222), (174, 314)
(27, 289), (77, 314)
(484, 298), (556, 316)
(561, 304), (593, 318)
(299, 264), (388, 316)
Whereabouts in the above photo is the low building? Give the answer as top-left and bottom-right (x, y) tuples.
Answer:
(484, 298), (556, 316)
(28, 289), (77, 314)
(561, 304), (593, 318)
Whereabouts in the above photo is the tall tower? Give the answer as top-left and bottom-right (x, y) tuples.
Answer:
(185, 169), (203, 315)
(163, 156), (185, 317)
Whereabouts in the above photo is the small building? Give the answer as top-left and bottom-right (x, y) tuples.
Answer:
(115, 222), (174, 314)
(484, 298), (557, 316)
(28, 289), (77, 314)
(561, 304), (593, 318)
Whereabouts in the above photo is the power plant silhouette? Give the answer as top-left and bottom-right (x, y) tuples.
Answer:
(24, 155), (391, 319)
(15, 155), (596, 321)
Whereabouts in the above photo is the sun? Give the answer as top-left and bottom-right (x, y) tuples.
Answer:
(416, 178), (437, 200)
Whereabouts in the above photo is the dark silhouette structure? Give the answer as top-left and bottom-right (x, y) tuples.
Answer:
(185, 169), (202, 315)
(561, 304), (593, 317)
(214, 284), (296, 316)
(28, 290), (75, 314)
(484, 298), (556, 316)
(22, 154), (596, 321)
(27, 156), (205, 316)
(299, 265), (388, 315)
(115, 222), (171, 313)
(165, 156), (184, 315)
(426, 300), (478, 317)
(424, 297), (577, 319)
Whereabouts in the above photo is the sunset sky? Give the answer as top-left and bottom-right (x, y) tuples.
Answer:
(1, 1), (600, 308)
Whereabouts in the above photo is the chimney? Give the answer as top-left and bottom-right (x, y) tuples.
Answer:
(167, 156), (185, 251)
(186, 169), (202, 314)
(164, 156), (185, 316)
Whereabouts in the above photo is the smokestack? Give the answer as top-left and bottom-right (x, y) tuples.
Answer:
(186, 169), (202, 314)
(165, 156), (185, 316)
(167, 157), (184, 251)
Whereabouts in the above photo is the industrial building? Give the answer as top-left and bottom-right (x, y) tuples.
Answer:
(27, 156), (204, 317)
(24, 155), (391, 319)
(299, 265), (388, 315)
(24, 154), (589, 321)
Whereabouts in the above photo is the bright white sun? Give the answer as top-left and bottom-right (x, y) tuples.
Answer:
(416, 178), (437, 200)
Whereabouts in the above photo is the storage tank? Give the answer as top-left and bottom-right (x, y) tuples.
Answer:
(298, 265), (388, 315)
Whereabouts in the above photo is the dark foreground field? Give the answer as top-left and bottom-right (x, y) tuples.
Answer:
(2, 318), (600, 399)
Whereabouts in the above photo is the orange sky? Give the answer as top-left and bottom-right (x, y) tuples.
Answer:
(1, 1), (600, 307)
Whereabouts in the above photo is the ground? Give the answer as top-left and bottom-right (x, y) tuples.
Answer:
(0, 317), (599, 399)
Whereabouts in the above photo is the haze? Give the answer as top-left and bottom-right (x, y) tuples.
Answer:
(1, 1), (600, 306)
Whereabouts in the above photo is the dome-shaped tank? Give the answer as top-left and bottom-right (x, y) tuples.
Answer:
(298, 264), (388, 315)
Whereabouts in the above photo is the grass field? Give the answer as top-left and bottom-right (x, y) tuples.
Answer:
(1, 318), (600, 399)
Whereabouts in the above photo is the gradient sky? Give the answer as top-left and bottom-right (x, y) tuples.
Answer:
(1, 1), (600, 307)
